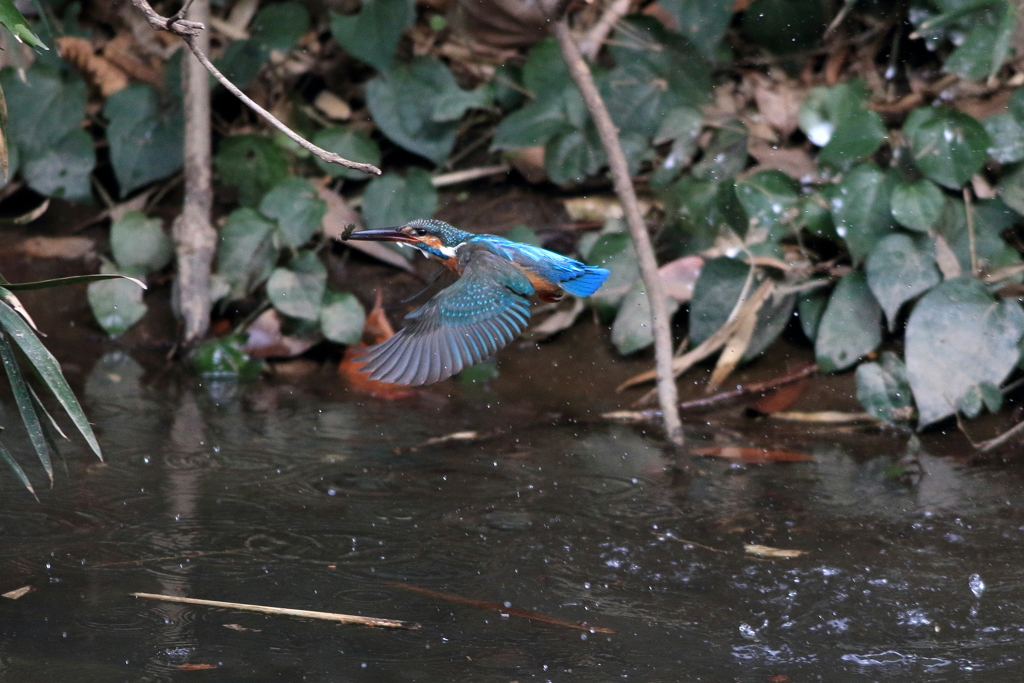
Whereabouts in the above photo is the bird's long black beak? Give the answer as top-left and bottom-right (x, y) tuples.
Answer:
(342, 227), (414, 243)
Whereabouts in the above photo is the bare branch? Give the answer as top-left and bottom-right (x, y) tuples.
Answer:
(578, 0), (632, 61)
(554, 19), (683, 446)
(130, 0), (381, 176)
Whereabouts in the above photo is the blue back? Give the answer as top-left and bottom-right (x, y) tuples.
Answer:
(471, 235), (610, 297)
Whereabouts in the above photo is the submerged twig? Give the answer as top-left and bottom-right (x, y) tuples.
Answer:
(129, 0), (381, 176)
(384, 581), (614, 633)
(555, 19), (683, 446)
(131, 593), (418, 629)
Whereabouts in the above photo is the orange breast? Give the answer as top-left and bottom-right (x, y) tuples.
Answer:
(521, 266), (562, 302)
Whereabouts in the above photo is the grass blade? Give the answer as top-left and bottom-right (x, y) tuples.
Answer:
(0, 300), (101, 460)
(0, 437), (37, 499)
(2, 274), (146, 292)
(0, 332), (51, 484)
(29, 385), (69, 441)
(0, 287), (40, 332)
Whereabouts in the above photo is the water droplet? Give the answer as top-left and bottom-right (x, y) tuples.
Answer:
(969, 573), (985, 598)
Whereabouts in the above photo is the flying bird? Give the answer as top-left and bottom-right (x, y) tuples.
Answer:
(344, 219), (609, 385)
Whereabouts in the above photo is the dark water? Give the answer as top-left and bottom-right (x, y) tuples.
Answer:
(0, 350), (1023, 682)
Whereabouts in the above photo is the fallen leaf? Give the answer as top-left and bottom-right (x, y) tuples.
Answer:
(744, 544), (808, 559)
(2, 586), (31, 600)
(658, 256), (703, 302)
(747, 139), (816, 180)
(747, 376), (811, 414)
(456, 0), (564, 48)
(102, 32), (164, 88)
(314, 90), (351, 121)
(223, 623), (261, 632)
(506, 146), (548, 184)
(57, 36), (129, 96)
(244, 309), (321, 359)
(177, 663), (218, 671)
(18, 236), (96, 260)
(690, 446), (814, 463)
(319, 184), (413, 272)
(339, 293), (415, 399)
(527, 296), (585, 340)
(768, 411), (876, 423)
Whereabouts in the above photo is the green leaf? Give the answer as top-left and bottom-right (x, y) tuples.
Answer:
(492, 96), (574, 150)
(815, 270), (883, 372)
(250, 1), (309, 52)
(313, 128), (381, 180)
(799, 81), (887, 167)
(890, 178), (945, 231)
(934, 197), (1022, 272)
(943, 1), (1016, 81)
(215, 134), (289, 207)
(320, 290), (365, 344)
(505, 224), (541, 247)
(0, 63), (84, 154)
(432, 82), (492, 122)
(110, 211), (172, 273)
(735, 170), (800, 242)
(604, 19), (711, 138)
(88, 271), (147, 337)
(0, 437), (35, 496)
(691, 121), (748, 181)
(362, 168), (438, 230)
(1011, 87), (1024, 121)
(856, 351), (913, 423)
(905, 277), (1024, 427)
(0, 299), (101, 459)
(830, 163), (896, 263)
(653, 105), (704, 183)
(585, 233), (638, 309)
(259, 177), (327, 249)
(982, 112), (1024, 164)
(216, 208), (278, 299)
(544, 125), (606, 185)
(0, 331), (51, 483)
(690, 257), (793, 360)
(266, 251), (326, 321)
(980, 380), (1003, 413)
(193, 335), (263, 379)
(657, 0), (733, 58)
(611, 280), (680, 355)
(905, 106), (990, 189)
(797, 287), (830, 342)
(330, 0), (411, 72)
(103, 84), (183, 196)
(365, 57), (465, 164)
(865, 232), (941, 331)
(0, 0), (46, 49)
(21, 129), (94, 200)
(661, 178), (744, 252)
(742, 0), (825, 53)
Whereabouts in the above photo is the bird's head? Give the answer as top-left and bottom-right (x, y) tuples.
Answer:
(345, 219), (472, 260)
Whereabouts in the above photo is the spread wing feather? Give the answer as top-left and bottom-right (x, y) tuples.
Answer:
(357, 245), (535, 386)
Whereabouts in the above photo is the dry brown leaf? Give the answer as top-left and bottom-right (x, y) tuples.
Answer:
(706, 281), (771, 393)
(243, 309), (321, 359)
(933, 234), (962, 279)
(744, 544), (808, 559)
(527, 296), (586, 340)
(177, 664), (218, 671)
(747, 376), (811, 414)
(102, 33), (165, 88)
(506, 146), (547, 184)
(691, 446), (814, 463)
(455, 0), (563, 48)
(658, 255), (703, 302)
(313, 90), (352, 121)
(747, 139), (816, 180)
(18, 236), (96, 260)
(57, 37), (129, 96)
(2, 586), (31, 600)
(769, 411), (876, 423)
(339, 293), (416, 400)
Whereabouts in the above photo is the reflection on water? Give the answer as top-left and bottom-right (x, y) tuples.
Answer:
(0, 351), (1021, 681)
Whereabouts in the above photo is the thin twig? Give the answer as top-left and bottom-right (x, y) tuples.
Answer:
(578, 0), (632, 60)
(431, 164), (510, 187)
(964, 186), (979, 276)
(131, 593), (418, 629)
(555, 19), (683, 446)
(129, 0), (381, 176)
(678, 364), (817, 412)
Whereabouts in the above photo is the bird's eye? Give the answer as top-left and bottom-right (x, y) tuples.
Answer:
(413, 228), (428, 236)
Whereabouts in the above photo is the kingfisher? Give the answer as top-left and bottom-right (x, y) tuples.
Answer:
(344, 219), (610, 386)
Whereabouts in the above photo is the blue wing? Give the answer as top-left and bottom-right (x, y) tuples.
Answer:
(475, 236), (610, 297)
(357, 245), (535, 386)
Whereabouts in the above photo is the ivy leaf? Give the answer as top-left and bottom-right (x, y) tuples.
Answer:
(735, 170), (800, 242)
(87, 263), (147, 338)
(544, 125), (606, 185)
(104, 84), (183, 196)
(890, 178), (945, 231)
(0, 63), (85, 154)
(905, 277), (1024, 427)
(856, 351), (913, 423)
(266, 251), (327, 321)
(983, 112), (1024, 164)
(313, 128), (381, 181)
(942, 0), (1016, 81)
(362, 169), (438, 230)
(934, 198), (1022, 273)
(691, 121), (748, 182)
(742, 0), (825, 53)
(365, 58), (465, 164)
(815, 270), (882, 372)
(657, 0), (733, 58)
(661, 178), (744, 252)
(611, 280), (680, 355)
(215, 134), (289, 207)
(192, 335), (263, 379)
(905, 107), (990, 189)
(331, 0), (412, 72)
(110, 211), (172, 273)
(21, 129), (94, 200)
(799, 81), (886, 167)
(865, 232), (941, 331)
(259, 177), (327, 249)
(217, 2), (309, 87)
(830, 162), (895, 263)
(320, 290), (366, 345)
(585, 233), (638, 310)
(797, 288), (829, 342)
(216, 208), (278, 299)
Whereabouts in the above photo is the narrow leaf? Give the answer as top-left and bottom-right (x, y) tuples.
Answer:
(0, 300), (101, 459)
(0, 437), (36, 498)
(0, 331), (51, 484)
(2, 273), (146, 291)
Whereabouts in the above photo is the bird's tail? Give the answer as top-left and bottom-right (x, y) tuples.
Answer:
(560, 265), (611, 298)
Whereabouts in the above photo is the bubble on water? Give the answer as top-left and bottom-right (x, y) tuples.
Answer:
(969, 573), (985, 598)
(738, 623), (758, 640)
